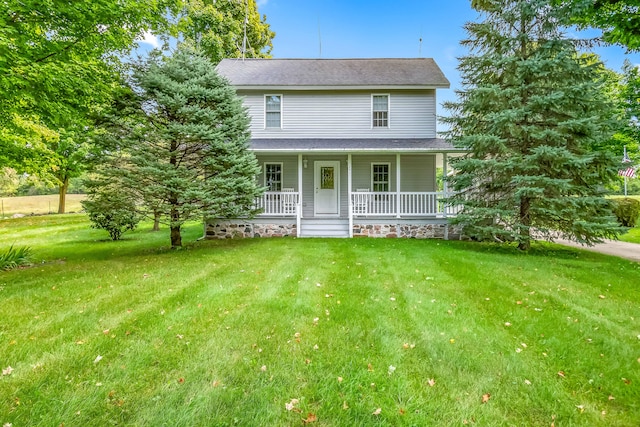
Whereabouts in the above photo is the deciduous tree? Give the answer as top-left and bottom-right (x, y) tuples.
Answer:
(175, 0), (275, 63)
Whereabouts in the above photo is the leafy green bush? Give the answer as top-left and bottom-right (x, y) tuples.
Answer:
(82, 190), (139, 240)
(0, 245), (32, 270)
(611, 198), (640, 227)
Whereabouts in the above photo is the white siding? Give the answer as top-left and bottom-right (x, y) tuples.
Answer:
(256, 155), (299, 189)
(239, 90), (437, 139)
(400, 155), (436, 192)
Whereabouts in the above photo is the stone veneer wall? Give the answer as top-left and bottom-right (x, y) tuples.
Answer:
(207, 221), (459, 240)
(353, 223), (459, 239)
(206, 222), (297, 239)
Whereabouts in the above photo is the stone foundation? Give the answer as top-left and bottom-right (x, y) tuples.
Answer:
(206, 222), (297, 239)
(207, 221), (459, 240)
(353, 223), (460, 239)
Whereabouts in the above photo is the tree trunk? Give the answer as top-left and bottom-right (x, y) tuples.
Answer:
(517, 196), (531, 251)
(58, 176), (69, 214)
(153, 210), (161, 231)
(170, 224), (182, 248)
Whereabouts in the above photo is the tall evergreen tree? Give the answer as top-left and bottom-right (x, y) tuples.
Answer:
(118, 47), (262, 248)
(444, 0), (621, 250)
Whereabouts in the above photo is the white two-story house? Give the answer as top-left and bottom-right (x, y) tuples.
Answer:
(206, 58), (463, 239)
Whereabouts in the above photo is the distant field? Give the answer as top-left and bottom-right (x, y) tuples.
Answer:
(0, 194), (85, 217)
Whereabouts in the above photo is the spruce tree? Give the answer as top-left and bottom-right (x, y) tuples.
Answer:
(125, 46), (262, 248)
(443, 0), (621, 250)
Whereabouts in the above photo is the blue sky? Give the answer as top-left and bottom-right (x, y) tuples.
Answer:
(253, 0), (640, 125)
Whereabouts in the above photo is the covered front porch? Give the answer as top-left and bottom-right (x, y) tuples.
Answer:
(206, 138), (464, 239)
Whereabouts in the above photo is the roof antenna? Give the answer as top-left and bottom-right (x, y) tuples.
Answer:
(419, 26), (423, 57)
(318, 17), (322, 58)
(242, 0), (248, 61)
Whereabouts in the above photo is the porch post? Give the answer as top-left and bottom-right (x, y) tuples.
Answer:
(396, 153), (401, 218)
(348, 153), (353, 237)
(443, 152), (449, 240)
(443, 153), (448, 196)
(298, 154), (303, 235)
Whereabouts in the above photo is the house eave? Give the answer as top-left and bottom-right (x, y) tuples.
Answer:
(248, 138), (467, 154)
(251, 147), (467, 154)
(234, 84), (450, 91)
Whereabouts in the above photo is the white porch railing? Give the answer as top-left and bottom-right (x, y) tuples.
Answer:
(255, 191), (300, 216)
(351, 191), (458, 217)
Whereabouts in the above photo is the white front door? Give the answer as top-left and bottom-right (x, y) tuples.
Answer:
(314, 161), (340, 216)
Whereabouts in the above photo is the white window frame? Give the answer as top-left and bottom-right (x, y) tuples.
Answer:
(264, 162), (283, 191)
(265, 94), (282, 129)
(371, 94), (390, 128)
(371, 162), (391, 192)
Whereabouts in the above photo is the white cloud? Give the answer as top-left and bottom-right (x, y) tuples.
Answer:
(139, 31), (160, 48)
(256, 0), (268, 6)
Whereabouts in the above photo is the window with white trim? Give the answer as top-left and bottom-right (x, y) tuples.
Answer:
(372, 94), (389, 128)
(264, 162), (282, 191)
(265, 95), (282, 128)
(371, 163), (390, 192)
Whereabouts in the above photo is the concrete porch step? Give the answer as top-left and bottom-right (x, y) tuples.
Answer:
(299, 218), (350, 238)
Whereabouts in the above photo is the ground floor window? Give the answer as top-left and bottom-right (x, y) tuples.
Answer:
(264, 162), (282, 191)
(371, 163), (390, 192)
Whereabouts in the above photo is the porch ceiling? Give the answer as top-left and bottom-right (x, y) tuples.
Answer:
(250, 138), (467, 154)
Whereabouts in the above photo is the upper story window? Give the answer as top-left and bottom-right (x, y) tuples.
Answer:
(372, 94), (389, 128)
(265, 95), (282, 128)
(264, 162), (282, 191)
(371, 163), (390, 192)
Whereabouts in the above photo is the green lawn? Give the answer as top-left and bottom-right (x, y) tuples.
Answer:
(619, 227), (640, 244)
(1, 215), (639, 426)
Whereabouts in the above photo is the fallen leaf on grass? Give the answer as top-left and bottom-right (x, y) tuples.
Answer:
(2, 366), (13, 376)
(388, 365), (396, 375)
(481, 393), (491, 403)
(608, 395), (615, 400)
(598, 295), (606, 299)
(622, 378), (631, 384)
(367, 363), (374, 372)
(93, 355), (103, 364)
(342, 401), (349, 410)
(285, 398), (299, 411)
(524, 379), (532, 385)
(302, 413), (317, 423)
(427, 378), (436, 387)
(557, 371), (565, 378)
(337, 376), (343, 383)
(372, 408), (382, 416)
(260, 365), (267, 372)
(576, 404), (585, 413)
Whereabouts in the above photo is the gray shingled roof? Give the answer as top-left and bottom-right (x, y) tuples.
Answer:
(249, 138), (462, 152)
(216, 58), (450, 88)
